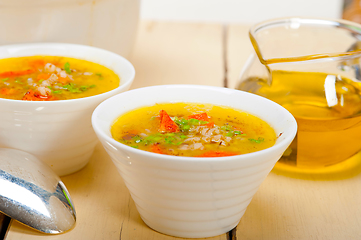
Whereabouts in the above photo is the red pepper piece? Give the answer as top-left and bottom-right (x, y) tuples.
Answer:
(159, 110), (179, 133)
(196, 151), (238, 157)
(187, 112), (209, 121)
(188, 112), (214, 127)
(22, 89), (58, 101)
(204, 122), (214, 128)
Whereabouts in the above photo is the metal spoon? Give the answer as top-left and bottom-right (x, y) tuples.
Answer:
(0, 148), (76, 239)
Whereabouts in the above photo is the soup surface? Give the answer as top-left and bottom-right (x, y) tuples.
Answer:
(0, 56), (120, 100)
(111, 103), (277, 157)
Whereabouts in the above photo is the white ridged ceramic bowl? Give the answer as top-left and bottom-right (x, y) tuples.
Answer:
(0, 43), (135, 176)
(92, 85), (297, 238)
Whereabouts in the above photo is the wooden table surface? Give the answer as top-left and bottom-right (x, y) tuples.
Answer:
(7, 21), (361, 240)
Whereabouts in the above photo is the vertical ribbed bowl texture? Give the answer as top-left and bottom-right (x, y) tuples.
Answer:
(0, 43), (135, 176)
(91, 85), (297, 238)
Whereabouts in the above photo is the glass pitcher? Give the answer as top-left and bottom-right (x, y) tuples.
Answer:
(237, 17), (361, 175)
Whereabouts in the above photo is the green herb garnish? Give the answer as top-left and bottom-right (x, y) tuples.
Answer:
(129, 132), (188, 147)
(249, 137), (265, 144)
(96, 73), (104, 80)
(226, 132), (234, 137)
(174, 117), (209, 132)
(180, 134), (187, 139)
(221, 125), (233, 131)
(2, 78), (8, 81)
(64, 62), (71, 74)
(14, 80), (23, 84)
(63, 83), (82, 93)
(80, 86), (89, 91)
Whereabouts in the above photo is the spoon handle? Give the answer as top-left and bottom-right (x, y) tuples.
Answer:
(0, 213), (12, 240)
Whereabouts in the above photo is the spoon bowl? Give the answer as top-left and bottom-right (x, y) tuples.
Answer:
(0, 148), (76, 238)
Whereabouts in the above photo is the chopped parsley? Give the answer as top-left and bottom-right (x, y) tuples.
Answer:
(220, 124), (246, 137)
(64, 62), (71, 74)
(96, 73), (104, 80)
(249, 137), (265, 143)
(78, 85), (96, 92)
(173, 117), (209, 132)
(62, 83), (82, 93)
(123, 132), (188, 148)
(80, 86), (89, 91)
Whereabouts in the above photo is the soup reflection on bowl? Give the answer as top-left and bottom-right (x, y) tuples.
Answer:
(91, 85), (297, 238)
(0, 43), (135, 176)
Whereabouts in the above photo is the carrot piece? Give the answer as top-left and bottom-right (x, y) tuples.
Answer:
(150, 144), (165, 154)
(204, 122), (214, 128)
(0, 69), (35, 78)
(159, 110), (179, 133)
(22, 89), (57, 101)
(57, 76), (70, 84)
(187, 112), (209, 121)
(37, 73), (50, 81)
(0, 88), (17, 95)
(28, 59), (46, 69)
(196, 151), (238, 157)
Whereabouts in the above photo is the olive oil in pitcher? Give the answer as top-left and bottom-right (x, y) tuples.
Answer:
(238, 70), (361, 171)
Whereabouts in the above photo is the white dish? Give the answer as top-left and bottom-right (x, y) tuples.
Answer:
(0, 43), (135, 176)
(92, 85), (297, 238)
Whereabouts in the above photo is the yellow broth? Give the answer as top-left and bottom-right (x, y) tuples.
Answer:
(0, 56), (120, 100)
(111, 103), (277, 157)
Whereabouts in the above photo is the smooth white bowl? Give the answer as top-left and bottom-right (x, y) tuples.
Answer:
(0, 43), (135, 176)
(91, 85), (297, 238)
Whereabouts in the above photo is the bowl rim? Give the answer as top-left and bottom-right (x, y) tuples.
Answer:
(0, 42), (135, 105)
(92, 84), (298, 162)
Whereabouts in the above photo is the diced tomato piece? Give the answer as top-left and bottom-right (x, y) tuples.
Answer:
(150, 144), (165, 154)
(187, 112), (209, 121)
(159, 110), (179, 133)
(22, 89), (58, 101)
(0, 69), (35, 78)
(196, 151), (238, 157)
(0, 88), (17, 95)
